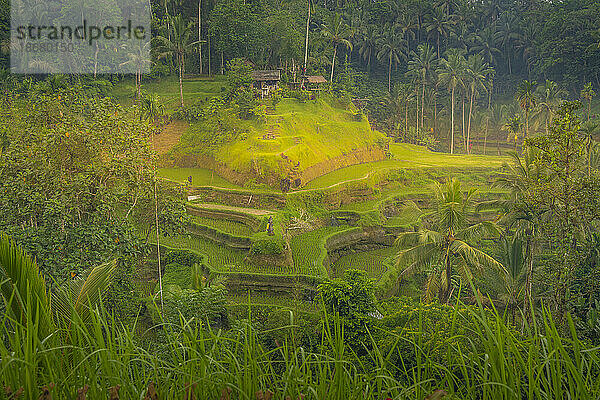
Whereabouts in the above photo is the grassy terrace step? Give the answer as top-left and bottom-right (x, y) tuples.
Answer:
(331, 247), (397, 279)
(300, 143), (507, 190)
(187, 202), (274, 216)
(227, 294), (318, 313)
(289, 226), (356, 277)
(190, 215), (255, 236)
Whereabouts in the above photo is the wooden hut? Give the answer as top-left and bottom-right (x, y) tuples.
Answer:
(252, 70), (281, 98)
(305, 75), (327, 92)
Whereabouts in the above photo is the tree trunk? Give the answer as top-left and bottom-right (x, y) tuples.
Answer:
(450, 87), (455, 154)
(434, 87), (437, 135)
(387, 54), (392, 92)
(421, 80), (426, 130)
(304, 0), (310, 72)
(415, 87), (419, 133)
(178, 53), (184, 107)
(467, 87), (474, 154)
(485, 82), (491, 155)
(198, 0), (203, 74)
(208, 33), (211, 76)
(331, 45), (337, 84)
(405, 100), (409, 134)
(462, 94), (466, 152)
(221, 51), (224, 75)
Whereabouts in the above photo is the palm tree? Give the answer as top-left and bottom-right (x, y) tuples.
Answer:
(580, 121), (600, 177)
(535, 80), (565, 133)
(581, 83), (596, 122)
(424, 7), (456, 58)
(497, 233), (527, 323)
(120, 41), (152, 100)
(492, 150), (547, 322)
(303, 0), (312, 72)
(377, 34), (407, 93)
(470, 26), (502, 67)
(0, 234), (117, 340)
(154, 14), (198, 108)
(396, 179), (505, 303)
(408, 44), (437, 130)
(358, 26), (379, 75)
(516, 80), (537, 138)
(497, 14), (518, 74)
(394, 14), (417, 52)
(438, 49), (465, 153)
(140, 93), (166, 125)
(320, 13), (353, 83)
(465, 54), (494, 153)
(503, 114), (523, 150)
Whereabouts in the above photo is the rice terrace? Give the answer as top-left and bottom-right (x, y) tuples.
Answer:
(1, 0), (600, 398)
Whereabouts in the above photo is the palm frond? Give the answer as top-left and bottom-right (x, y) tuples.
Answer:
(452, 240), (506, 275)
(51, 260), (117, 328)
(396, 242), (440, 278)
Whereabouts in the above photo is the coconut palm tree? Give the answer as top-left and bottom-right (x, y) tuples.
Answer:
(424, 7), (456, 58)
(154, 14), (199, 108)
(516, 80), (537, 139)
(320, 13), (354, 83)
(465, 54), (494, 153)
(503, 114), (523, 150)
(535, 80), (565, 133)
(358, 26), (379, 75)
(376, 34), (407, 93)
(396, 179), (505, 303)
(491, 150), (548, 322)
(408, 44), (437, 130)
(580, 121), (600, 177)
(581, 83), (596, 122)
(470, 26), (502, 67)
(438, 49), (465, 153)
(394, 14), (417, 52)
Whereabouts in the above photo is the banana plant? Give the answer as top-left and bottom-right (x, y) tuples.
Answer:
(0, 234), (116, 340)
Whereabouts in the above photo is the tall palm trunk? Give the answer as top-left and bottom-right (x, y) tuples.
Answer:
(405, 100), (409, 134)
(421, 79), (426, 130)
(387, 54), (392, 92)
(304, 0), (310, 72)
(485, 83), (491, 155)
(450, 86), (455, 154)
(331, 44), (337, 83)
(415, 87), (419, 133)
(467, 87), (475, 154)
(462, 94), (466, 152)
(178, 53), (184, 107)
(198, 0), (203, 74)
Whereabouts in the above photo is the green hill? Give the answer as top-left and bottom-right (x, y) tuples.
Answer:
(168, 96), (386, 187)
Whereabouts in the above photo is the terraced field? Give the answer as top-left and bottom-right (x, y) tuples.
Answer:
(227, 294), (318, 313)
(289, 226), (350, 276)
(302, 143), (507, 190)
(331, 247), (396, 279)
(190, 215), (254, 236)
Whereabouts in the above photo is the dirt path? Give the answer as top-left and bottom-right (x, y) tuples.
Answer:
(153, 121), (188, 154)
(290, 169), (380, 193)
(187, 202), (274, 216)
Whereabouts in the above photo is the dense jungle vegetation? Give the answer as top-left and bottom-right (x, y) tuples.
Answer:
(1, 0), (600, 399)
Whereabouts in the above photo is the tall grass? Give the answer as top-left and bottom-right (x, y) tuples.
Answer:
(1, 297), (599, 399)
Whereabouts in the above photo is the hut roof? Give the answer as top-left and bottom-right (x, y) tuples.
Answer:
(306, 75), (327, 84)
(252, 70), (281, 81)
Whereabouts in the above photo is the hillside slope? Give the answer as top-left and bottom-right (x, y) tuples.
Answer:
(170, 97), (386, 187)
